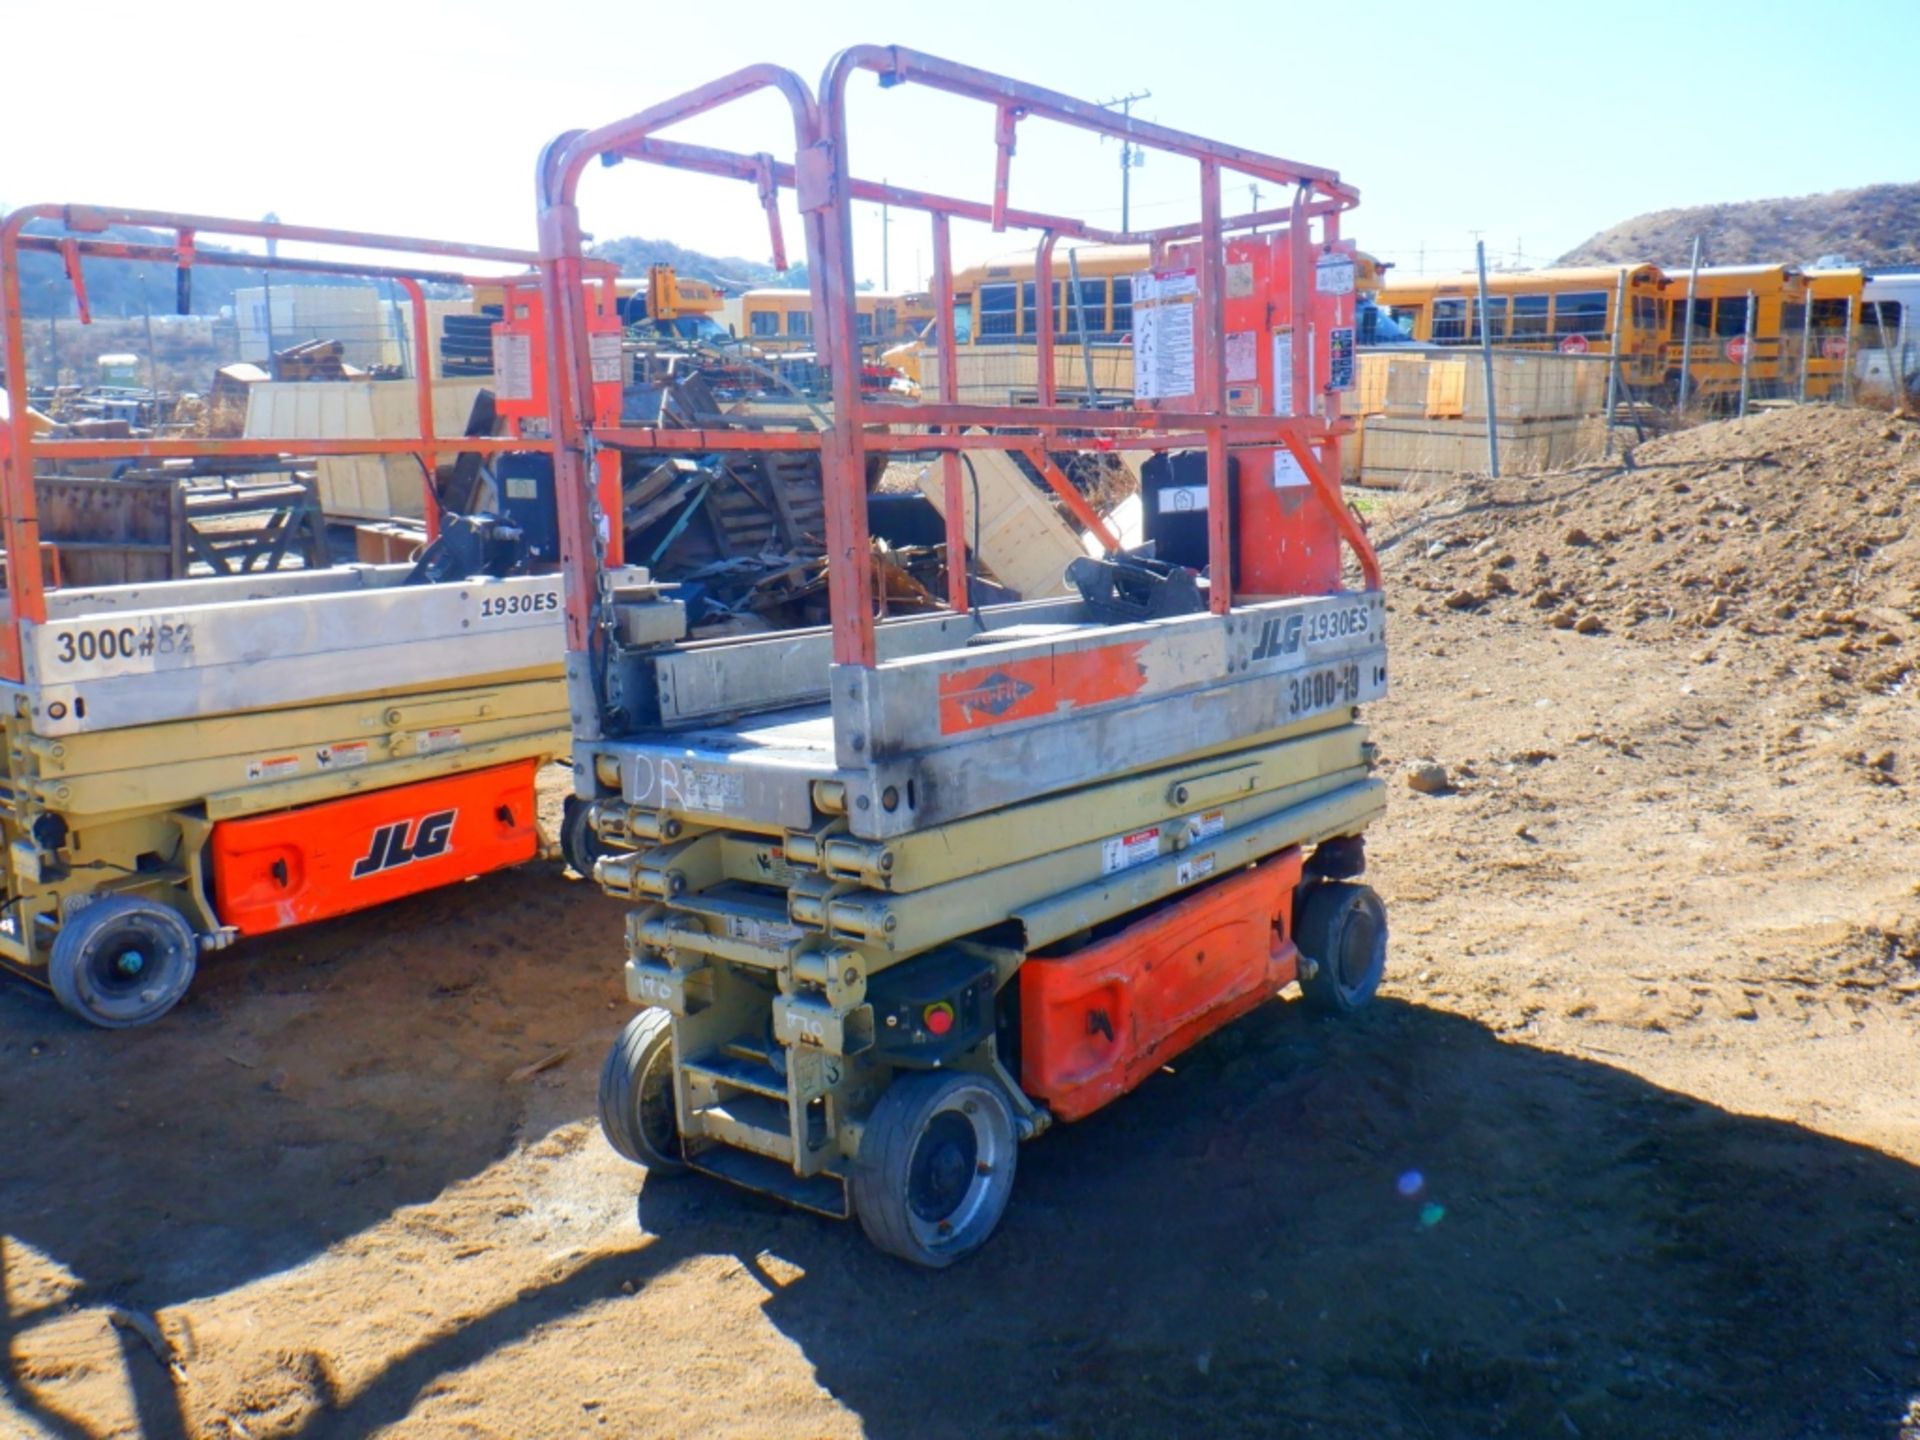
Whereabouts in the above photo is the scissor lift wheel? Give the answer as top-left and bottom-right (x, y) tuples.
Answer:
(560, 795), (604, 880)
(1296, 881), (1389, 1016)
(48, 896), (199, 1029)
(598, 1009), (686, 1173)
(852, 1071), (1019, 1268)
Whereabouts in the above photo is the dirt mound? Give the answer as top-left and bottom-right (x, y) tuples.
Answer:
(1386, 406), (1920, 708)
(1557, 181), (1920, 267)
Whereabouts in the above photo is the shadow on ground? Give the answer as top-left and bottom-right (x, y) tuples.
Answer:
(6, 959), (1918, 1439)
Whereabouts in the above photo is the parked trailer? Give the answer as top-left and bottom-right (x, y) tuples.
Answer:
(552, 48), (1392, 1264)
(0, 207), (660, 1026)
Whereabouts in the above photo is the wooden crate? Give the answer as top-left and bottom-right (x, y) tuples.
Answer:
(1359, 416), (1604, 486)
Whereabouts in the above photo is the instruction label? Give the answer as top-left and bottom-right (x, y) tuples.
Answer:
(678, 766), (746, 814)
(1186, 808), (1226, 843)
(1315, 252), (1356, 296)
(1225, 330), (1258, 383)
(724, 914), (804, 950)
(317, 740), (370, 771)
(246, 753), (301, 783)
(1132, 269), (1197, 400)
(1274, 446), (1311, 489)
(1156, 484), (1209, 515)
(492, 331), (534, 402)
(419, 726), (464, 755)
(589, 331), (625, 384)
(1328, 326), (1356, 392)
(1177, 853), (1217, 887)
(1102, 824), (1162, 875)
(1272, 329), (1294, 416)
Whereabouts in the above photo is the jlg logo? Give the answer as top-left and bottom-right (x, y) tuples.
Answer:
(351, 809), (457, 879)
(1249, 615), (1303, 662)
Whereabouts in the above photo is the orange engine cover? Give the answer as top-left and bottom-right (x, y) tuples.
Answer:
(211, 760), (540, 937)
(1019, 848), (1302, 1121)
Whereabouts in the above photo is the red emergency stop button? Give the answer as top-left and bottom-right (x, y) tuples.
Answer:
(923, 1002), (955, 1036)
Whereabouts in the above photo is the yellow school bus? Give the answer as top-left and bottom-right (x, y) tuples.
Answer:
(1664, 264), (1807, 403)
(1377, 265), (1669, 386)
(1800, 266), (1864, 399)
(731, 288), (935, 352)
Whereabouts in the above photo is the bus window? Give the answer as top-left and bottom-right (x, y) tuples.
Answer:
(875, 305), (896, 337)
(1861, 300), (1903, 331)
(1811, 298), (1850, 329)
(1714, 296), (1749, 338)
(1782, 303), (1805, 333)
(1553, 291), (1608, 338)
(856, 311), (874, 338)
(1470, 296), (1508, 341)
(787, 309), (811, 338)
(1020, 282), (1066, 335)
(1432, 297), (1468, 343)
(953, 300), (973, 345)
(1389, 302), (1423, 336)
(1633, 295), (1657, 331)
(1111, 277), (1133, 334)
(1672, 297), (1709, 337)
(750, 311), (780, 338)
(980, 283), (1017, 338)
(1511, 295), (1549, 338)
(1069, 278), (1106, 334)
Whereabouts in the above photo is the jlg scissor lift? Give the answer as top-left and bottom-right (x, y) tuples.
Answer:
(552, 48), (1391, 1265)
(0, 208), (665, 1026)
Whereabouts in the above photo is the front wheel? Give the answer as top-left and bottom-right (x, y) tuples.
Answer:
(559, 795), (604, 880)
(598, 1009), (685, 1173)
(48, 895), (199, 1029)
(1295, 880), (1388, 1016)
(852, 1071), (1018, 1268)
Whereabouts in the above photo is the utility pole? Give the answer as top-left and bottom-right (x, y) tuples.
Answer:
(880, 179), (892, 291)
(261, 212), (280, 369)
(1099, 90), (1151, 231)
(1248, 182), (1262, 233)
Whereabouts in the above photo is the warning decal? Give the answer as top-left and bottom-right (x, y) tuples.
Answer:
(1102, 825), (1162, 875)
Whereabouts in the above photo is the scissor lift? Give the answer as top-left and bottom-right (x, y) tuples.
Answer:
(551, 49), (1390, 1264)
(0, 208), (673, 1026)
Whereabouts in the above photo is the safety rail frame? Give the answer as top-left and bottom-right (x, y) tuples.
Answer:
(0, 206), (616, 683)
(534, 45), (1381, 731)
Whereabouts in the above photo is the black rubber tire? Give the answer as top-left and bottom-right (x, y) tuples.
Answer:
(598, 1009), (686, 1173)
(851, 1070), (1018, 1268)
(48, 895), (198, 1029)
(1295, 880), (1388, 1016)
(560, 795), (605, 880)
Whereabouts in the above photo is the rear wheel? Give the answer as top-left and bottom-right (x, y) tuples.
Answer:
(48, 896), (198, 1029)
(1295, 881), (1388, 1016)
(560, 795), (604, 880)
(852, 1070), (1017, 1268)
(598, 1009), (685, 1173)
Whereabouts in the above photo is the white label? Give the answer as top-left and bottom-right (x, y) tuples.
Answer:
(589, 331), (624, 384)
(492, 331), (534, 402)
(1132, 269), (1198, 401)
(317, 740), (369, 771)
(1274, 446), (1311, 489)
(1315, 253), (1356, 296)
(1102, 825), (1162, 875)
(724, 914), (803, 950)
(1273, 329), (1294, 416)
(419, 726), (464, 755)
(679, 766), (745, 814)
(1177, 853), (1217, 886)
(1155, 484), (1209, 515)
(246, 753), (301, 782)
(1225, 329), (1258, 383)
(1186, 808), (1226, 842)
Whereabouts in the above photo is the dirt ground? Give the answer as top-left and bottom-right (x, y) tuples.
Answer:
(3, 407), (1918, 1439)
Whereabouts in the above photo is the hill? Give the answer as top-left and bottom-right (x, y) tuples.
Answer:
(586, 234), (807, 290)
(1557, 181), (1920, 268)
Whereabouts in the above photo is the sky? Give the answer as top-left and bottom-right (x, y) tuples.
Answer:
(2, 0), (1915, 289)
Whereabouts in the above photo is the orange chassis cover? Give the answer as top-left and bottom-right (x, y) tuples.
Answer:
(211, 759), (540, 936)
(1020, 848), (1303, 1121)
